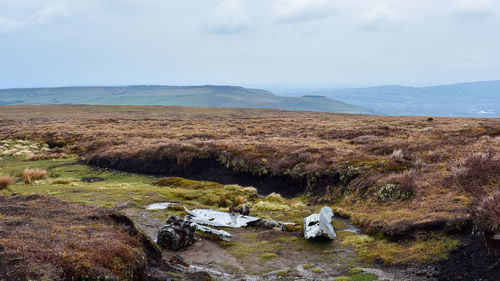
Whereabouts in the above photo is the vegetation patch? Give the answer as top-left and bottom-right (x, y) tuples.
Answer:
(350, 272), (378, 281)
(0, 175), (15, 190)
(22, 168), (48, 184)
(333, 277), (351, 281)
(0, 194), (160, 280)
(260, 253), (278, 261)
(341, 234), (460, 265)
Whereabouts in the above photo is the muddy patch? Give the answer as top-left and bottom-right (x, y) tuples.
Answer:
(81, 176), (106, 183)
(435, 234), (500, 281)
(87, 156), (339, 198)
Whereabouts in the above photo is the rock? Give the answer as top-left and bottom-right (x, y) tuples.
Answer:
(304, 207), (336, 240)
(184, 271), (211, 281)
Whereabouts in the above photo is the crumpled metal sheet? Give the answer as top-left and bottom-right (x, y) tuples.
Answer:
(194, 224), (232, 241)
(303, 206), (336, 240)
(184, 207), (261, 228)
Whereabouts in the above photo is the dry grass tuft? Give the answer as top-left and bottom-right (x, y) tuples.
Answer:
(22, 168), (48, 184)
(218, 193), (229, 207)
(0, 175), (16, 190)
(51, 179), (73, 185)
(265, 192), (284, 202)
(233, 195), (246, 205)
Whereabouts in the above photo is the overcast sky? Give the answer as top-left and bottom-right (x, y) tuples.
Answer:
(1, 0), (499, 89)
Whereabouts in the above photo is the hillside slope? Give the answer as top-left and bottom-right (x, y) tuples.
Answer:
(274, 80), (500, 117)
(0, 85), (374, 114)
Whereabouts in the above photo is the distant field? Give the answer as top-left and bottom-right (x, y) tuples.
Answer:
(0, 85), (374, 115)
(1, 105), (499, 239)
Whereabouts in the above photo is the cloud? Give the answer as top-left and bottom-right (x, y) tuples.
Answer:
(272, 0), (334, 23)
(30, 3), (70, 25)
(454, 0), (498, 19)
(205, 0), (251, 34)
(0, 17), (20, 33)
(359, 4), (405, 31)
(0, 2), (70, 34)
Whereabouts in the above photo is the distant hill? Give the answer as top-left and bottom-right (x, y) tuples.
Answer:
(274, 81), (500, 117)
(0, 85), (375, 115)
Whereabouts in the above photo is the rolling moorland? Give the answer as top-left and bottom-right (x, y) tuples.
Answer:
(272, 80), (500, 117)
(0, 85), (374, 115)
(0, 105), (500, 280)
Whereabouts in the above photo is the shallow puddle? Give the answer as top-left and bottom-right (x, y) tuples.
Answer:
(145, 202), (173, 210)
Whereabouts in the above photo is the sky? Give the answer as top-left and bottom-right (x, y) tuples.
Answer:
(0, 0), (499, 89)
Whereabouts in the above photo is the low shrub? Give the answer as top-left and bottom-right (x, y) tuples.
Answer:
(0, 175), (16, 190)
(253, 200), (289, 212)
(374, 171), (417, 201)
(450, 152), (500, 195)
(265, 192), (284, 202)
(218, 194), (229, 207)
(476, 188), (500, 232)
(233, 195), (246, 205)
(22, 168), (48, 184)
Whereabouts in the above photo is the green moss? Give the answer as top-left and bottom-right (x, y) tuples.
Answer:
(312, 268), (324, 273)
(260, 253), (277, 261)
(165, 272), (182, 279)
(302, 264), (314, 269)
(347, 268), (364, 275)
(276, 270), (289, 277)
(350, 272), (378, 281)
(341, 234), (460, 265)
(333, 277), (351, 281)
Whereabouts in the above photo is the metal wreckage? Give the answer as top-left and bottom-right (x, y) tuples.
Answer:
(156, 202), (337, 250)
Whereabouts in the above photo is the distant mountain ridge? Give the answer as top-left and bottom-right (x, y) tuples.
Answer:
(0, 85), (375, 115)
(273, 80), (500, 117)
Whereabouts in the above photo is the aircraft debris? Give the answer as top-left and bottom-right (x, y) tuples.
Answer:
(184, 207), (295, 231)
(229, 202), (250, 215)
(157, 215), (197, 250)
(194, 224), (231, 241)
(303, 207), (336, 240)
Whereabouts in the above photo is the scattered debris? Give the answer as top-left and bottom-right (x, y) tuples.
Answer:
(169, 255), (190, 267)
(157, 215), (197, 250)
(146, 202), (173, 210)
(304, 207), (336, 240)
(81, 177), (105, 183)
(248, 219), (296, 231)
(229, 202), (250, 215)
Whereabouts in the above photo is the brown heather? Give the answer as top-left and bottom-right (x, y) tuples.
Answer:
(0, 194), (159, 280)
(1, 105), (499, 234)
